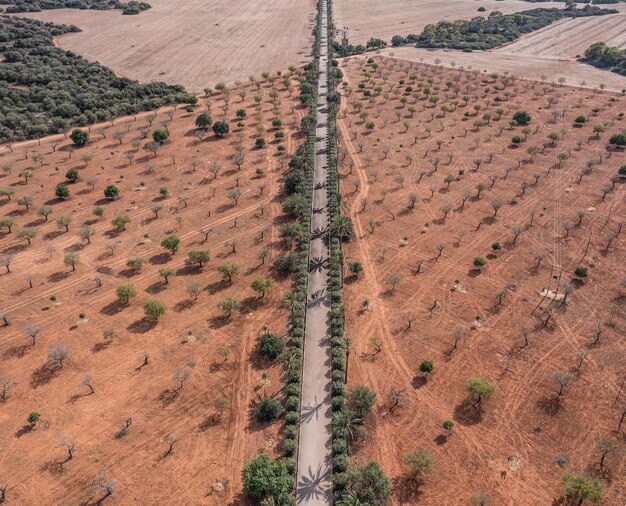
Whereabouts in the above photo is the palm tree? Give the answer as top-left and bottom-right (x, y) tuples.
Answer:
(279, 291), (303, 320)
(337, 495), (362, 506)
(276, 349), (300, 373)
(331, 215), (353, 242)
(334, 409), (365, 447)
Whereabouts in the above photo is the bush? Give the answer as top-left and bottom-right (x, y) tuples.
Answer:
(104, 185), (120, 199)
(195, 112), (212, 129)
(242, 454), (293, 504)
(346, 461), (393, 505)
(160, 235), (181, 254)
(285, 411), (299, 426)
(609, 133), (626, 146)
(473, 257), (486, 267)
(259, 331), (285, 359)
(116, 283), (137, 303)
(70, 129), (89, 146)
(143, 299), (166, 321)
(347, 385), (376, 417)
(65, 168), (79, 182)
(55, 184), (70, 199)
(282, 437), (297, 456)
(511, 136), (521, 144)
(574, 266), (588, 278)
(152, 129), (169, 143)
(213, 121), (230, 137)
(512, 111), (532, 125)
(255, 398), (283, 422)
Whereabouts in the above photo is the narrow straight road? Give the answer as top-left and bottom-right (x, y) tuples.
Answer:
(296, 0), (333, 504)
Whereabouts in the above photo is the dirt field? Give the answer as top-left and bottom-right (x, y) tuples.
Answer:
(337, 55), (626, 504)
(0, 75), (306, 504)
(333, 0), (547, 45)
(18, 0), (316, 91)
(380, 47), (626, 93)
(495, 14), (626, 59)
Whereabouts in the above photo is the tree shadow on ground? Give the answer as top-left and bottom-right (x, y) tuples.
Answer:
(100, 300), (125, 316)
(146, 281), (168, 294)
(392, 475), (423, 504)
(158, 388), (180, 407)
(199, 414), (222, 432)
(411, 376), (427, 389)
(3, 343), (31, 359)
(453, 398), (483, 426)
(30, 362), (61, 388)
(127, 317), (156, 334)
(14, 424), (33, 438)
(91, 341), (111, 353)
(536, 396), (562, 416)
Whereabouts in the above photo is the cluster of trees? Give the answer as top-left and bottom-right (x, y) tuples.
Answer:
(391, 6), (617, 51)
(331, 37), (387, 57)
(0, 17), (194, 142)
(581, 42), (626, 76)
(1, 0), (151, 15)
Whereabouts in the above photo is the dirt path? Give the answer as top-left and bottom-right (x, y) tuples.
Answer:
(296, 0), (333, 503)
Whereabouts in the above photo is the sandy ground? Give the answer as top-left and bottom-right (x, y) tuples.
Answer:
(495, 14), (626, 58)
(337, 56), (626, 505)
(0, 75), (306, 504)
(333, 0), (551, 45)
(379, 47), (626, 93)
(17, 0), (316, 91)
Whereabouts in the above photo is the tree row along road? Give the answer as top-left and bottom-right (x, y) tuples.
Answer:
(295, 0), (333, 503)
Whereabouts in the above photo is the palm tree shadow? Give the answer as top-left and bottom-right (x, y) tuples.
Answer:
(297, 464), (331, 503)
(300, 397), (324, 424)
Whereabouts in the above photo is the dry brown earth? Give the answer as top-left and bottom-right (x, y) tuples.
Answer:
(337, 55), (626, 505)
(0, 75), (306, 504)
(333, 0), (550, 45)
(381, 47), (626, 93)
(18, 0), (316, 91)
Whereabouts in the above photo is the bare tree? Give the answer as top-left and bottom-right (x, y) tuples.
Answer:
(575, 349), (589, 372)
(550, 370), (575, 400)
(93, 469), (116, 501)
(173, 368), (191, 391)
(24, 322), (42, 345)
(163, 433), (177, 457)
(434, 242), (446, 261)
(387, 386), (407, 414)
(59, 436), (76, 461)
(448, 330), (463, 355)
(1, 255), (13, 273)
(115, 417), (133, 439)
(80, 373), (95, 395)
(48, 343), (71, 368)
(595, 437), (621, 471)
(518, 325), (530, 349)
(0, 375), (18, 400)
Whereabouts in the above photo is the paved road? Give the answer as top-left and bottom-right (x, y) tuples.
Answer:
(296, 0), (333, 504)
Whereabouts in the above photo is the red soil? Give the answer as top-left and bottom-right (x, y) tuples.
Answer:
(338, 55), (625, 505)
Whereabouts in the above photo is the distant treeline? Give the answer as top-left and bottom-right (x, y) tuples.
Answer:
(391, 6), (618, 51)
(330, 37), (386, 57)
(0, 16), (193, 143)
(581, 42), (626, 76)
(0, 0), (150, 15)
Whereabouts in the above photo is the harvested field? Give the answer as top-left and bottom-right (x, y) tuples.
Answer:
(495, 13), (626, 58)
(337, 55), (626, 505)
(380, 47), (626, 93)
(333, 0), (547, 45)
(0, 76), (306, 504)
(18, 0), (316, 90)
